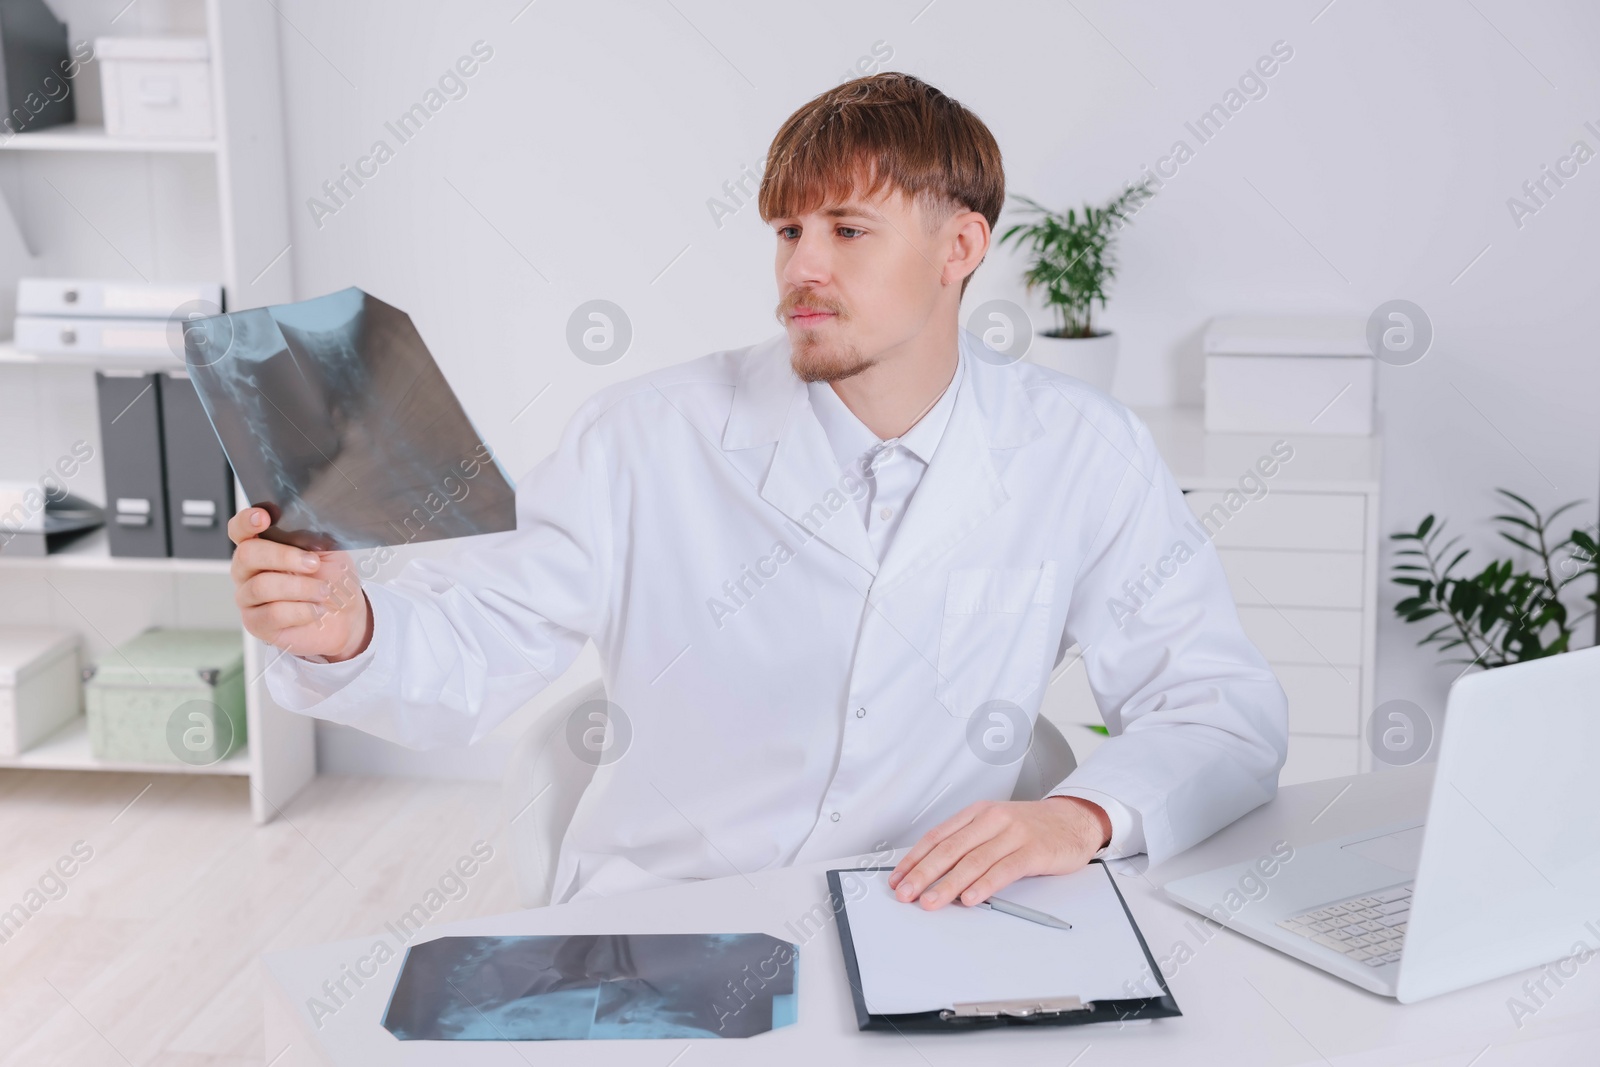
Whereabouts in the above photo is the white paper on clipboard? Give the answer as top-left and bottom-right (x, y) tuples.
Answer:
(836, 863), (1156, 1015)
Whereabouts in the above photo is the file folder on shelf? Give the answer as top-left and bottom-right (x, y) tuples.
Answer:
(827, 862), (1179, 1031)
(157, 371), (234, 560)
(16, 315), (177, 360)
(94, 371), (170, 558)
(17, 278), (222, 319)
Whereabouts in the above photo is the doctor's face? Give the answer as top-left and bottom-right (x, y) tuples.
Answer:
(772, 187), (953, 383)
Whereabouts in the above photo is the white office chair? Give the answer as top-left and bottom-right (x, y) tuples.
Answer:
(501, 682), (1079, 909)
(1009, 712), (1079, 803)
(501, 678), (607, 909)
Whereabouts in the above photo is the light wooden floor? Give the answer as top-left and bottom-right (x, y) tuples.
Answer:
(0, 769), (519, 1066)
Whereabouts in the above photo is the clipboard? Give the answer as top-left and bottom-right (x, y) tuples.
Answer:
(826, 861), (1180, 1031)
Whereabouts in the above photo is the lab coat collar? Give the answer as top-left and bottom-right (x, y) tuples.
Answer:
(723, 329), (1046, 589)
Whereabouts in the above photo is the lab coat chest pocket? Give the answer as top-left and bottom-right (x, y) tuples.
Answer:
(935, 561), (1059, 717)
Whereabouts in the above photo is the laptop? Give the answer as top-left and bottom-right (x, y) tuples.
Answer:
(1162, 646), (1600, 1002)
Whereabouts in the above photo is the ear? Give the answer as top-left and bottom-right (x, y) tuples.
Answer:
(943, 210), (990, 288)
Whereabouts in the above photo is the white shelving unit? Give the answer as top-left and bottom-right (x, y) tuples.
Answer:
(0, 122), (217, 154)
(0, 526), (230, 573)
(0, 0), (312, 823)
(0, 338), (211, 372)
(0, 716), (249, 775)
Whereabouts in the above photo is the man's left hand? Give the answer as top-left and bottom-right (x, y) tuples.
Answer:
(887, 796), (1111, 909)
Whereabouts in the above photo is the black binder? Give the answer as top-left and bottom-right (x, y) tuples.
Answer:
(827, 862), (1180, 1032)
(95, 371), (169, 558)
(157, 371), (235, 560)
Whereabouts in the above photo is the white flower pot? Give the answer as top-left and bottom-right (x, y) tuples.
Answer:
(1027, 331), (1119, 393)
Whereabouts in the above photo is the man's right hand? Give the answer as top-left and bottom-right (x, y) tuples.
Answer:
(228, 507), (372, 662)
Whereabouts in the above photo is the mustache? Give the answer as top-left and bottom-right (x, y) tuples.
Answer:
(778, 293), (845, 317)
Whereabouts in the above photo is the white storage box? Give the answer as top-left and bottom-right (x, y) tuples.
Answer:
(95, 37), (214, 140)
(0, 627), (81, 756)
(1203, 316), (1375, 436)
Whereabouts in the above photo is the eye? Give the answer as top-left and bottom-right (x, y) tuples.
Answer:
(774, 224), (867, 240)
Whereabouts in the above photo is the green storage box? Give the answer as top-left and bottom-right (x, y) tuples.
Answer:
(84, 628), (246, 765)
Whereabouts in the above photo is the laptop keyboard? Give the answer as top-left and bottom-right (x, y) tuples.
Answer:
(1275, 883), (1412, 967)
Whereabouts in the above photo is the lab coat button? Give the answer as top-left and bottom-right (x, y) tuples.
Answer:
(830, 811), (841, 822)
(855, 707), (866, 718)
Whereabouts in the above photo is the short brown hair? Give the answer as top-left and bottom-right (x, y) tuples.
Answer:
(759, 72), (1005, 296)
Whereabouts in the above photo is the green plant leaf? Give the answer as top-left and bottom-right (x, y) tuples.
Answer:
(1498, 532), (1541, 555)
(1544, 501), (1583, 525)
(1492, 514), (1540, 532)
(1495, 487), (1538, 512)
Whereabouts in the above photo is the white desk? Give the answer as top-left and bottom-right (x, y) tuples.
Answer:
(262, 766), (1600, 1065)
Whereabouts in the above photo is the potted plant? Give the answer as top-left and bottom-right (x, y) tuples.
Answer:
(1390, 489), (1598, 667)
(996, 180), (1155, 392)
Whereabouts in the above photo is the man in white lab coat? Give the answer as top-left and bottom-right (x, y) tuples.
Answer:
(228, 72), (1287, 907)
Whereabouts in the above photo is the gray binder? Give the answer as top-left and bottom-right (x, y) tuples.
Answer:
(94, 371), (169, 558)
(157, 371), (234, 559)
(0, 0), (75, 135)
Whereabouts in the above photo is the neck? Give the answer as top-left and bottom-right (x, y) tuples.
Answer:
(828, 318), (960, 439)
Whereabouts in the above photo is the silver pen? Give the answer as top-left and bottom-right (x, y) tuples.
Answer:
(978, 896), (1073, 930)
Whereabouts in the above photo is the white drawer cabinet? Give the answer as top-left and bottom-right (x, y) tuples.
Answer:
(1272, 664), (1361, 735)
(1237, 606), (1365, 666)
(1217, 548), (1365, 609)
(1165, 410), (1381, 783)
(1185, 491), (1366, 551)
(1040, 408), (1381, 788)
(1280, 735), (1362, 784)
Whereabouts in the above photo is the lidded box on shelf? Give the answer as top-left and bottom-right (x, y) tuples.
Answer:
(84, 628), (245, 765)
(1202, 316), (1375, 436)
(0, 626), (81, 756)
(94, 37), (214, 140)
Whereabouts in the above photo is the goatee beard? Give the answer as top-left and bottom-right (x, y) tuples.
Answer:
(791, 336), (874, 383)
(777, 293), (868, 382)
(796, 343), (876, 382)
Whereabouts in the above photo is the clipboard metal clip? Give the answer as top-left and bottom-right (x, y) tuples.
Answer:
(940, 996), (1089, 1020)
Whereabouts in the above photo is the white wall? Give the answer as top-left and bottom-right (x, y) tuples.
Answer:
(267, 0), (1600, 775)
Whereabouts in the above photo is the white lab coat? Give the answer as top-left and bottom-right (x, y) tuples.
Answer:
(266, 328), (1288, 903)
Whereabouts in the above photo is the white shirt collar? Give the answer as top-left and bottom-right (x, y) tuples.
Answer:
(807, 345), (965, 476)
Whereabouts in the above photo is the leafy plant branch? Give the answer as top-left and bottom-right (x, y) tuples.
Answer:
(1390, 489), (1598, 669)
(996, 180), (1156, 339)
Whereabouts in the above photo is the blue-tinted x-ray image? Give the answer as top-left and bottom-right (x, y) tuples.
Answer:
(382, 933), (799, 1041)
(180, 287), (516, 551)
